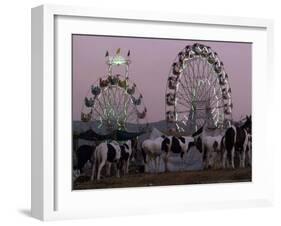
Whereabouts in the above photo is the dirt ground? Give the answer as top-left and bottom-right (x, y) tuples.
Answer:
(73, 168), (251, 190)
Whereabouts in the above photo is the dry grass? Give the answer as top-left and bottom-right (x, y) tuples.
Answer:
(73, 168), (251, 190)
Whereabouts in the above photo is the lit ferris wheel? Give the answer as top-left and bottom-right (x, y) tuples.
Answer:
(81, 49), (148, 133)
(165, 43), (233, 133)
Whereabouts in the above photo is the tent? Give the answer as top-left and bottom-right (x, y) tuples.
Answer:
(149, 127), (164, 139)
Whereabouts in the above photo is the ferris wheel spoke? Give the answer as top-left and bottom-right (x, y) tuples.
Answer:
(126, 104), (137, 118)
(113, 84), (118, 99)
(176, 109), (194, 114)
(209, 93), (224, 106)
(195, 80), (208, 102)
(199, 76), (219, 101)
(126, 109), (138, 121)
(182, 67), (198, 100)
(177, 81), (195, 101)
(206, 59), (215, 80)
(108, 88), (116, 111)
(92, 107), (107, 121)
(116, 88), (124, 113)
(186, 63), (201, 97)
(176, 90), (193, 103)
(195, 58), (202, 79)
(182, 68), (196, 99)
(201, 58), (208, 79)
(104, 88), (109, 103)
(124, 94), (131, 116)
(95, 97), (108, 117)
(95, 93), (107, 110)
(203, 62), (215, 83)
(178, 79), (193, 102)
(100, 89), (109, 113)
(119, 90), (125, 113)
(126, 110), (139, 127)
(177, 81), (193, 102)
(212, 105), (227, 109)
(121, 90), (128, 110)
(177, 99), (193, 109)
(207, 85), (222, 102)
(188, 60), (198, 82)
(109, 86), (118, 111)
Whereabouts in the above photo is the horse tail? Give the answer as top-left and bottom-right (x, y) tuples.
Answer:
(220, 136), (225, 162)
(141, 147), (147, 164)
(94, 144), (103, 171)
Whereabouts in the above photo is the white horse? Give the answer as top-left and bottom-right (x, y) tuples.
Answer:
(141, 136), (166, 173)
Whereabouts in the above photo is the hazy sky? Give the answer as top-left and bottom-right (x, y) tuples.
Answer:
(73, 35), (251, 122)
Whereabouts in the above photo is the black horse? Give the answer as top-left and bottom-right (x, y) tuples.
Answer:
(223, 115), (252, 168)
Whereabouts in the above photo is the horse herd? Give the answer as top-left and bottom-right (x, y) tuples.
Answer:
(73, 116), (252, 181)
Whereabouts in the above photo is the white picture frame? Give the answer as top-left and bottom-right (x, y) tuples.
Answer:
(31, 4), (274, 221)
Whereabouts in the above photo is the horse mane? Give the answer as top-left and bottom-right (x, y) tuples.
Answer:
(241, 115), (252, 130)
(192, 126), (203, 137)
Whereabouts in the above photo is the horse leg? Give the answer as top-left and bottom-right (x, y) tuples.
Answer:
(106, 162), (111, 176)
(148, 155), (152, 172)
(91, 163), (96, 181)
(153, 156), (157, 173)
(116, 164), (120, 178)
(222, 150), (227, 169)
(247, 146), (252, 167)
(145, 158), (149, 173)
(157, 156), (161, 173)
(203, 147), (208, 169)
(231, 147), (235, 169)
(240, 148), (246, 168)
(153, 157), (157, 173)
(97, 160), (105, 180)
(91, 155), (98, 181)
(163, 153), (169, 172)
(181, 154), (185, 171)
(242, 139), (248, 168)
(126, 160), (129, 174)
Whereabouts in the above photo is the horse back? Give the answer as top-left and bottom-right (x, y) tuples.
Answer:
(235, 127), (247, 147)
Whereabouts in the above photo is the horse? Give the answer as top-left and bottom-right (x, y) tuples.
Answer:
(91, 139), (134, 180)
(192, 126), (224, 169)
(223, 115), (252, 168)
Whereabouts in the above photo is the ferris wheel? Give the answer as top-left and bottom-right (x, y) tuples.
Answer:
(81, 49), (148, 133)
(165, 43), (233, 133)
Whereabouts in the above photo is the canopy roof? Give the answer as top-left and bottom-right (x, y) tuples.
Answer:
(78, 129), (145, 141)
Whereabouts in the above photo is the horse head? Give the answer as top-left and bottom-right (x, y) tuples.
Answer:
(243, 115), (252, 133)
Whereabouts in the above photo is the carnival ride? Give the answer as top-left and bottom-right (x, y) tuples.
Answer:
(81, 48), (148, 134)
(165, 43), (233, 133)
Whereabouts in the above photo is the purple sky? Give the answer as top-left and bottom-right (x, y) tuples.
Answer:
(73, 35), (252, 123)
